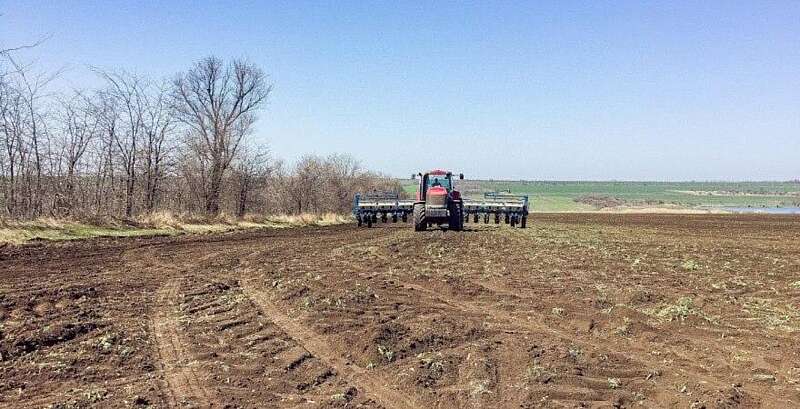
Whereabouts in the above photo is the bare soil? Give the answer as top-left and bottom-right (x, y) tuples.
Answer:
(1, 214), (799, 408)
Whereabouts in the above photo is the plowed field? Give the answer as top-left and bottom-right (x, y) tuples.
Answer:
(2, 214), (799, 408)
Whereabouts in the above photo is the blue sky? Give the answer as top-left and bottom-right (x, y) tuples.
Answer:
(2, 1), (799, 180)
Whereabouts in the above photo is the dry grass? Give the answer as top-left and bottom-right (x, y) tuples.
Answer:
(0, 212), (352, 244)
(0, 217), (170, 244)
(259, 213), (350, 227)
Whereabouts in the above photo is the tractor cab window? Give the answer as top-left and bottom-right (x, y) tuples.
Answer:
(426, 175), (451, 190)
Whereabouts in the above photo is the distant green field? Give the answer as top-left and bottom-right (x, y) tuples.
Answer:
(399, 180), (800, 212)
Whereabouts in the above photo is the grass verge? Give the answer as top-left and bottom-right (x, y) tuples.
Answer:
(0, 212), (351, 245)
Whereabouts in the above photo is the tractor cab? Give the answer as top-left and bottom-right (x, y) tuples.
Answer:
(416, 169), (462, 201)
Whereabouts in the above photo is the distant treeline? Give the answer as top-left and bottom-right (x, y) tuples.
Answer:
(0, 54), (399, 220)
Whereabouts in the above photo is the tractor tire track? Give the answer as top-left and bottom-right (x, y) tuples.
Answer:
(394, 281), (653, 406)
(348, 229), (792, 406)
(396, 279), (787, 407)
(242, 281), (418, 409)
(152, 279), (218, 408)
(327, 243), (648, 407)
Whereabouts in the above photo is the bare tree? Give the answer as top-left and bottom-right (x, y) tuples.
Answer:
(0, 53), (395, 221)
(0, 78), (25, 216)
(95, 69), (146, 217)
(142, 80), (175, 212)
(4, 56), (59, 217)
(91, 91), (119, 215)
(172, 56), (272, 215)
(0, 35), (48, 59)
(0, 34), (47, 79)
(325, 154), (363, 213)
(54, 90), (100, 214)
(231, 144), (270, 218)
(271, 154), (403, 215)
(288, 155), (326, 213)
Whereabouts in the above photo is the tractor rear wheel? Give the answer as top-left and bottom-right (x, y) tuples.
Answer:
(449, 203), (464, 231)
(413, 204), (426, 231)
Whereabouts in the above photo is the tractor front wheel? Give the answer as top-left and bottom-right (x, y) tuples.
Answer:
(413, 204), (426, 231)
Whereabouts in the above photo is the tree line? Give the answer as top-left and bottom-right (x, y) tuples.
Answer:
(0, 54), (400, 220)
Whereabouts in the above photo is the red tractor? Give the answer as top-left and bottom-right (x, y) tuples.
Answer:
(413, 169), (464, 231)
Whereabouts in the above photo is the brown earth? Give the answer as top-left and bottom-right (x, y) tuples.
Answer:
(1, 214), (799, 408)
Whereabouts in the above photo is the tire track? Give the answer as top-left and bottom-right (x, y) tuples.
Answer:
(152, 279), (218, 408)
(326, 234), (729, 406)
(396, 279), (779, 407)
(354, 231), (797, 406)
(242, 281), (418, 409)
